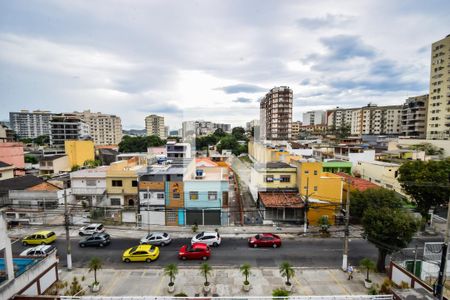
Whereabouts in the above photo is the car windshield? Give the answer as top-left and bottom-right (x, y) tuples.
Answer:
(129, 246), (138, 253)
(196, 232), (204, 238)
(98, 225), (104, 230)
(163, 233), (168, 237)
(255, 234), (260, 239)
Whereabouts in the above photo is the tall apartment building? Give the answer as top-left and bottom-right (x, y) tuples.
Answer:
(302, 110), (326, 125)
(9, 110), (53, 139)
(182, 121), (231, 138)
(427, 34), (450, 140)
(145, 114), (165, 139)
(260, 86), (293, 140)
(73, 110), (123, 145)
(328, 104), (402, 136)
(50, 114), (90, 146)
(401, 95), (429, 139)
(246, 119), (260, 131)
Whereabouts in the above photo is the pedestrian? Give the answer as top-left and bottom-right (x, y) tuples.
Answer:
(347, 265), (354, 280)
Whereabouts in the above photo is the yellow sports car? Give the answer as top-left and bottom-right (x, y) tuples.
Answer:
(122, 244), (160, 263)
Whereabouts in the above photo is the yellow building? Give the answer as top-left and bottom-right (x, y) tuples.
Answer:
(292, 159), (344, 225)
(106, 157), (145, 207)
(64, 140), (95, 168)
(248, 141), (301, 164)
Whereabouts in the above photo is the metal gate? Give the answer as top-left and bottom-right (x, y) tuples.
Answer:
(186, 209), (221, 225)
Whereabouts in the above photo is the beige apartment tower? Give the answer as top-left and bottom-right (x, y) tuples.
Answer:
(74, 110), (123, 145)
(260, 86), (293, 140)
(145, 114), (165, 138)
(427, 34), (450, 140)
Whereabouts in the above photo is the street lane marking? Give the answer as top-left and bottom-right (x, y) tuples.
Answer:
(102, 270), (121, 295)
(328, 269), (352, 295)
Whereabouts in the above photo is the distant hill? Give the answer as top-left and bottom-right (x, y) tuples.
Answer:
(122, 129), (146, 137)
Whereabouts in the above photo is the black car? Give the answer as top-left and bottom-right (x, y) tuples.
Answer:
(79, 233), (111, 248)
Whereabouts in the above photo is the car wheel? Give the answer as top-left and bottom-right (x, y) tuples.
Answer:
(272, 243), (278, 248)
(22, 241), (28, 246)
(160, 242), (166, 247)
(202, 256), (208, 260)
(253, 244), (257, 248)
(181, 256), (187, 260)
(146, 258), (152, 263)
(124, 258), (130, 263)
(99, 243), (104, 247)
(80, 243), (86, 248)
(41, 242), (46, 245)
(213, 242), (219, 247)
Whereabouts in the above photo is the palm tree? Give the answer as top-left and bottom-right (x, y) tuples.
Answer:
(240, 263), (251, 285)
(164, 264), (178, 286)
(199, 263), (212, 286)
(279, 262), (295, 286)
(88, 257), (102, 285)
(360, 258), (376, 282)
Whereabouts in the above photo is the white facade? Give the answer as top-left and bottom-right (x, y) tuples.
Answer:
(353, 161), (404, 196)
(9, 110), (53, 139)
(302, 111), (326, 125)
(70, 166), (109, 205)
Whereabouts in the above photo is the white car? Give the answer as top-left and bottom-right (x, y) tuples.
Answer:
(20, 245), (56, 257)
(191, 231), (221, 247)
(79, 223), (105, 236)
(140, 232), (172, 246)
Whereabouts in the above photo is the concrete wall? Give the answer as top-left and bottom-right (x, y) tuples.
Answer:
(0, 168), (14, 180)
(348, 150), (375, 166)
(389, 139), (450, 157)
(354, 161), (404, 196)
(0, 142), (25, 169)
(64, 140), (95, 167)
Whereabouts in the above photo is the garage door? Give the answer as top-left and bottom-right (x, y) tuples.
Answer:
(186, 210), (202, 225)
(204, 210), (221, 225)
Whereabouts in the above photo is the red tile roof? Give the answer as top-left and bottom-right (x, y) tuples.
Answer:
(259, 192), (304, 208)
(336, 172), (379, 192)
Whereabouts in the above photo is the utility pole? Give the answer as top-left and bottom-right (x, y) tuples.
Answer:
(342, 178), (351, 271)
(147, 187), (150, 234)
(304, 177), (309, 233)
(64, 183), (72, 271)
(435, 197), (450, 299)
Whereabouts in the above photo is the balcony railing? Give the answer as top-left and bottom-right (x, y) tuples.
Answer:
(71, 187), (107, 195)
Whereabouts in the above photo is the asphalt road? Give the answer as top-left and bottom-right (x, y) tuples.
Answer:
(12, 236), (383, 269)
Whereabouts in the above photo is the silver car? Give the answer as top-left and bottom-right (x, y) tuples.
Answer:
(140, 232), (172, 246)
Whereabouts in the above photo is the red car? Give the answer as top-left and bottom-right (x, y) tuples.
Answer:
(248, 233), (282, 248)
(178, 242), (211, 260)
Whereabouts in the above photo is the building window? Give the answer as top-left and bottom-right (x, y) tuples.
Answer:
(157, 193), (165, 199)
(143, 193), (148, 199)
(190, 192), (199, 200)
(314, 186), (318, 192)
(112, 180), (123, 187)
(208, 192), (217, 200)
(264, 175), (274, 182)
(132, 180), (138, 187)
(110, 198), (121, 206)
(280, 175), (290, 182)
(314, 170), (318, 175)
(304, 170), (309, 174)
(167, 211), (177, 223)
(86, 179), (96, 186)
(173, 193), (180, 199)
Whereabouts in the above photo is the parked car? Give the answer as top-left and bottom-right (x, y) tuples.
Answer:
(178, 242), (211, 260)
(248, 233), (282, 248)
(122, 245), (160, 263)
(191, 231), (221, 247)
(20, 245), (56, 257)
(79, 223), (105, 236)
(140, 232), (172, 246)
(22, 231), (57, 246)
(79, 233), (111, 248)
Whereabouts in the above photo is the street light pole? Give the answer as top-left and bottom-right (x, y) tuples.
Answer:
(147, 187), (150, 234)
(64, 183), (72, 271)
(435, 197), (450, 299)
(342, 178), (350, 271)
(304, 177), (309, 233)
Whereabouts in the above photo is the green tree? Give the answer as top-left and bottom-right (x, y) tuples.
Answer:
(359, 258), (376, 282)
(118, 135), (165, 153)
(217, 135), (239, 155)
(164, 263), (178, 286)
(362, 207), (419, 272)
(213, 128), (226, 138)
(34, 135), (50, 145)
(337, 124), (351, 139)
(410, 143), (444, 156)
(64, 277), (84, 296)
(240, 263), (251, 285)
(279, 262), (295, 286)
(398, 159), (450, 217)
(232, 127), (246, 140)
(25, 155), (38, 164)
(350, 188), (403, 221)
(272, 288), (289, 297)
(20, 138), (33, 144)
(199, 263), (212, 286)
(88, 257), (102, 285)
(83, 160), (101, 168)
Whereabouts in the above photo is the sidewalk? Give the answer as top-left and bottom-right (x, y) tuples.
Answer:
(56, 267), (384, 297)
(8, 223), (365, 240)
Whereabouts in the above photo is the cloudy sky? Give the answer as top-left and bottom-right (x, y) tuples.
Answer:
(0, 1), (449, 130)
